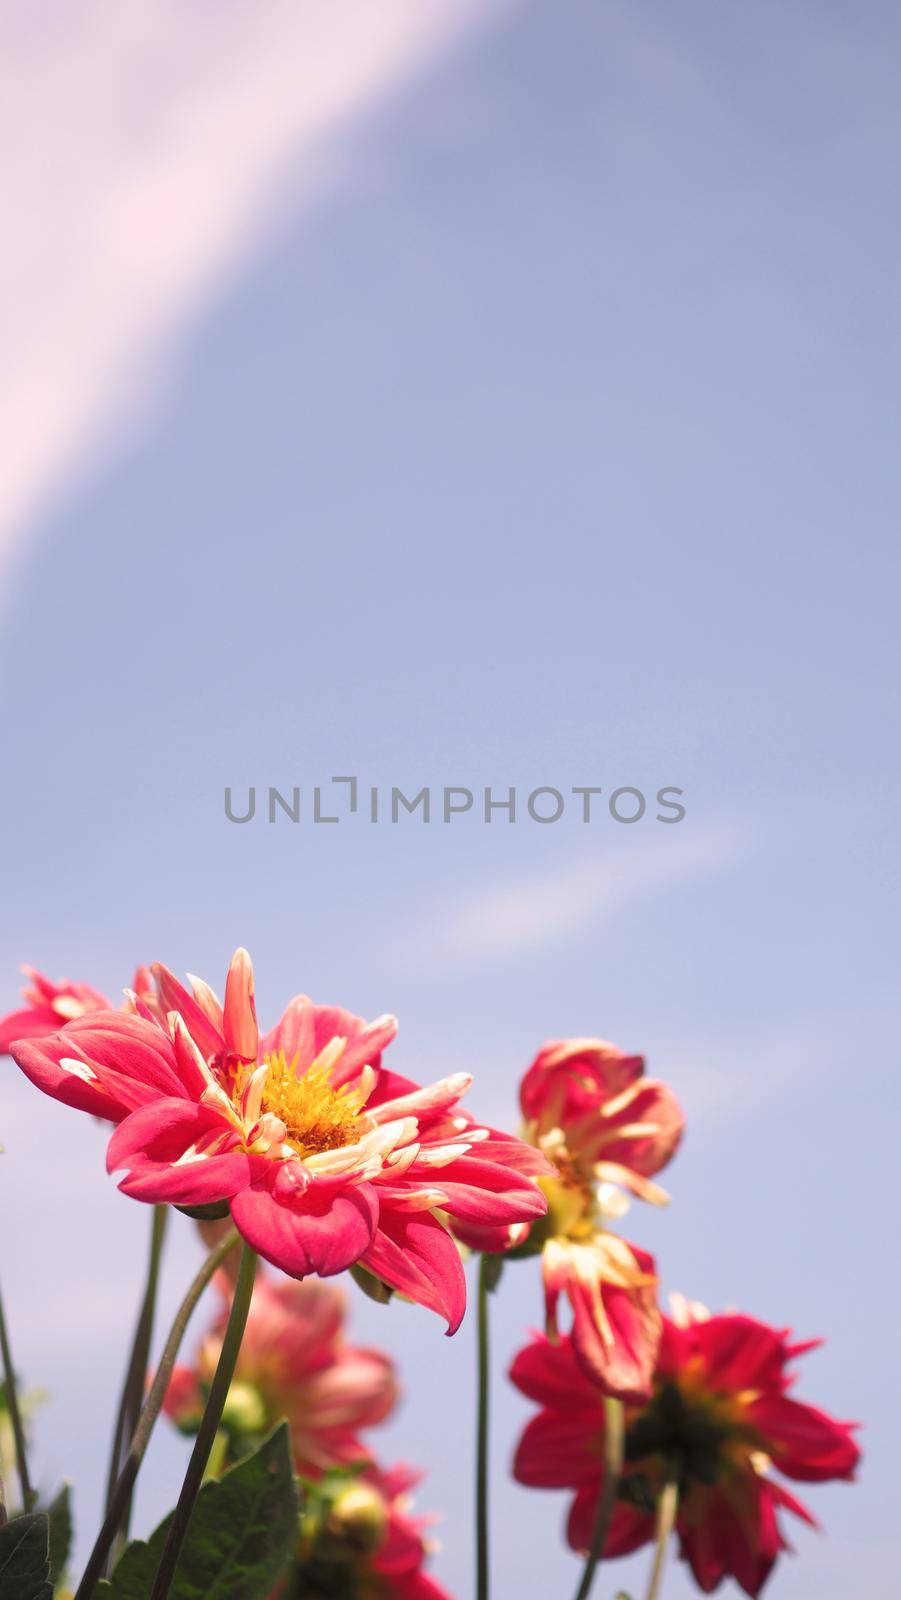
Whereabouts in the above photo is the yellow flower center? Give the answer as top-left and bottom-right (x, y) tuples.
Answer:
(237, 1048), (370, 1158)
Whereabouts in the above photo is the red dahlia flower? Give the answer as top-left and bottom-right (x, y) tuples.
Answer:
(458, 1038), (684, 1400)
(165, 1271), (397, 1476)
(10, 949), (547, 1331)
(511, 1300), (860, 1597)
(0, 963), (152, 1052)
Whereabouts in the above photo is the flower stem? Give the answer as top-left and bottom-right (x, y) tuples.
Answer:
(0, 1272), (34, 1512)
(103, 1204), (169, 1569)
(642, 1478), (679, 1600)
(148, 1242), (258, 1600)
(475, 1254), (491, 1600)
(571, 1396), (625, 1600)
(74, 1223), (242, 1600)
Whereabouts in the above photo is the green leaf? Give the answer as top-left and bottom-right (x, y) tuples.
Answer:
(0, 1512), (53, 1600)
(175, 1201), (231, 1222)
(44, 1485), (72, 1588)
(349, 1263), (394, 1306)
(99, 1422), (299, 1600)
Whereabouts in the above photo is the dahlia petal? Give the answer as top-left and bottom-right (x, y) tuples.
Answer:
(107, 1098), (225, 1171)
(747, 1394), (861, 1482)
(64, 1013), (191, 1108)
(230, 1175), (379, 1279)
(509, 1333), (602, 1410)
(10, 1029), (121, 1118)
(259, 995), (316, 1066)
(119, 1150), (254, 1205)
(303, 1347), (398, 1431)
(151, 964), (225, 1061)
(170, 1017), (213, 1099)
(262, 999), (397, 1085)
(513, 1412), (601, 1488)
(131, 965), (155, 1001)
(364, 1068), (421, 1110)
(240, 1276), (346, 1376)
(447, 1219), (522, 1254)
(223, 947), (259, 1061)
(678, 1488), (729, 1595)
(684, 1478), (779, 1598)
(567, 1486), (653, 1558)
(0, 1005), (58, 1052)
(358, 1209), (466, 1333)
(767, 1478), (818, 1530)
(414, 1155), (548, 1225)
(557, 1244), (661, 1402)
(12, 1011), (184, 1120)
(163, 1365), (203, 1425)
(580, 1079), (685, 1177)
(19, 970), (111, 1019)
(693, 1314), (790, 1394)
(594, 1160), (670, 1205)
(369, 1074), (471, 1127)
(396, 1576), (454, 1600)
(330, 1012), (399, 1084)
(474, 1128), (555, 1177)
(108, 1100), (255, 1204)
(186, 973), (225, 1032)
(521, 1040), (644, 1124)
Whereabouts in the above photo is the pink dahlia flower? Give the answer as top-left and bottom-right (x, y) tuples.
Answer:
(456, 1038), (684, 1400)
(10, 949), (548, 1331)
(0, 963), (152, 1052)
(165, 1271), (397, 1476)
(511, 1300), (860, 1597)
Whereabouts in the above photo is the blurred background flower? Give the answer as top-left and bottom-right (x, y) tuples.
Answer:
(164, 1271), (397, 1477)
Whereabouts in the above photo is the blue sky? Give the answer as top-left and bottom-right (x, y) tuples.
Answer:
(1, 2), (898, 1595)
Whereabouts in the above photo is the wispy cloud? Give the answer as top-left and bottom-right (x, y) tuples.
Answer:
(421, 819), (752, 965)
(0, 0), (497, 589)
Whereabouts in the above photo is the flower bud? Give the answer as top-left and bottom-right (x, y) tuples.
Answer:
(327, 1482), (388, 1553)
(221, 1380), (267, 1437)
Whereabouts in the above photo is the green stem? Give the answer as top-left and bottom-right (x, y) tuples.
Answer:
(0, 1272), (34, 1511)
(571, 1396), (625, 1600)
(475, 1254), (491, 1600)
(103, 1204), (169, 1569)
(74, 1224), (241, 1600)
(643, 1478), (679, 1600)
(148, 1243), (257, 1600)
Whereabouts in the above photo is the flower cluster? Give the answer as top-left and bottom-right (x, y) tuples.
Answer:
(0, 952), (861, 1600)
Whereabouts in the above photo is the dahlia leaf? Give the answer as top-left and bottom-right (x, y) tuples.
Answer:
(98, 1422), (299, 1600)
(0, 1511), (53, 1600)
(349, 1261), (394, 1305)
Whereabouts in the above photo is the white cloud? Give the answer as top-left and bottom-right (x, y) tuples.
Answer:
(0, 0), (498, 589)
(424, 819), (752, 964)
